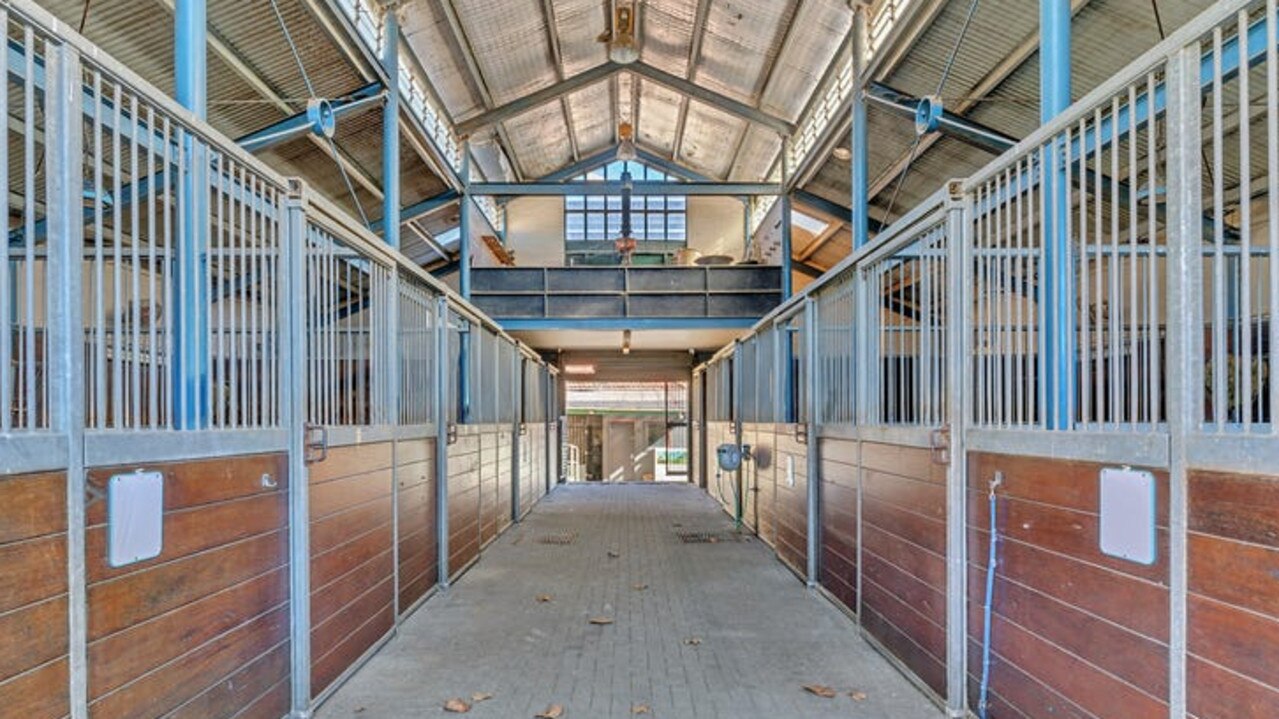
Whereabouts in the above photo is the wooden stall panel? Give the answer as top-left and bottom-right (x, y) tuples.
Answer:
(819, 437), (858, 613)
(84, 454), (290, 719)
(497, 430), (514, 533)
(0, 471), (69, 719)
(309, 442), (395, 698)
(1187, 469), (1279, 718)
(774, 429), (809, 578)
(448, 432), (482, 579)
(478, 430), (499, 547)
(860, 442), (947, 698)
(397, 437), (438, 614)
(746, 425), (774, 542)
(966, 453), (1170, 719)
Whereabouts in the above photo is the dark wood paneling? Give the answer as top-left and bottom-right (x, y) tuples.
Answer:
(397, 437), (437, 613)
(818, 437), (857, 613)
(311, 603), (395, 697)
(1188, 469), (1279, 716)
(309, 442), (395, 698)
(166, 639), (290, 719)
(448, 433), (482, 577)
(0, 469), (68, 718)
(967, 453), (1170, 719)
(83, 453), (290, 719)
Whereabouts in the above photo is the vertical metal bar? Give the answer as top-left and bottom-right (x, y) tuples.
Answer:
(130, 96), (142, 428)
(21, 28), (36, 429)
(382, 5), (401, 250)
(0, 8), (9, 433)
(1237, 10), (1252, 432)
(389, 266), (401, 619)
(1129, 84), (1140, 428)
(945, 183), (970, 719)
(1093, 108), (1104, 425)
(163, 117), (174, 428)
(46, 39), (87, 719)
(436, 296), (451, 588)
(147, 106), (159, 429)
(175, 0), (209, 428)
(781, 194), (793, 299)
(1211, 28), (1226, 429)
(512, 353), (523, 522)
(282, 183), (311, 715)
(805, 297), (820, 586)
(1165, 43), (1201, 719)
(1268, 0), (1279, 434)
(460, 143), (472, 299)
(1147, 74), (1161, 427)
(110, 82), (122, 428)
(1109, 97), (1121, 429)
(850, 5), (869, 249)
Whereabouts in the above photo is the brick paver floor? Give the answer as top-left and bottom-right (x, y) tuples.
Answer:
(317, 482), (943, 718)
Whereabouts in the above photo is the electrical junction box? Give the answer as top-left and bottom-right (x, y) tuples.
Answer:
(107, 470), (165, 568)
(1099, 467), (1157, 565)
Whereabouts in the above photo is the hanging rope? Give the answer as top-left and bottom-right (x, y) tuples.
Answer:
(883, 0), (982, 221)
(267, 0), (372, 227)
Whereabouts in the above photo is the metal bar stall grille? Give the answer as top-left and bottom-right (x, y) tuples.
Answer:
(2, 11), (50, 433)
(963, 59), (1169, 434)
(1197, 3), (1279, 437)
(399, 271), (437, 426)
(814, 270), (856, 428)
(303, 215), (394, 428)
(860, 215), (949, 428)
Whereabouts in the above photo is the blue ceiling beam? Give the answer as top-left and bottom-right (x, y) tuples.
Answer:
(470, 181), (782, 197)
(236, 82), (385, 154)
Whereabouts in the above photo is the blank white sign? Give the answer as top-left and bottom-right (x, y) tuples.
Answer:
(107, 471), (165, 568)
(1099, 467), (1156, 565)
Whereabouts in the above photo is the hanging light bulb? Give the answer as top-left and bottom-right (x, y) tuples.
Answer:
(616, 121), (638, 161)
(608, 1), (640, 64)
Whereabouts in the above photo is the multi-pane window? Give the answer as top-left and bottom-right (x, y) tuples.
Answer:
(564, 161), (687, 243)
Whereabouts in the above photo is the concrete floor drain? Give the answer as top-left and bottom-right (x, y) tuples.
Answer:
(536, 532), (579, 545)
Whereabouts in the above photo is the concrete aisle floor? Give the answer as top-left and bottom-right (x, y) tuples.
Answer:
(318, 483), (942, 719)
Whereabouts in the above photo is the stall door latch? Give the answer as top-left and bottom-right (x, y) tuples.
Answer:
(930, 425), (951, 465)
(304, 424), (328, 465)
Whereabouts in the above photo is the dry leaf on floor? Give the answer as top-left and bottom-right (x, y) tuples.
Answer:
(588, 616), (614, 625)
(632, 583), (648, 590)
(802, 684), (837, 698)
(536, 594), (554, 603)
(683, 637), (702, 646)
(354, 709), (366, 715)
(471, 692), (494, 702)
(850, 691), (868, 701)
(707, 537), (720, 544)
(607, 550), (621, 558)
(535, 704), (565, 718)
(631, 704), (651, 715)
(443, 697), (471, 713)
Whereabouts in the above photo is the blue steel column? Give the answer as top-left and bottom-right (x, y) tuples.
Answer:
(1041, 0), (1073, 429)
(459, 142), (472, 299)
(175, 0), (209, 428)
(850, 1), (869, 249)
(382, 4), (401, 249)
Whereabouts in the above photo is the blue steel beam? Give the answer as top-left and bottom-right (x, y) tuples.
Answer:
(496, 318), (761, 331)
(793, 190), (887, 233)
(459, 143), (472, 299)
(235, 82), (385, 153)
(851, 5), (870, 250)
(368, 189), (461, 233)
(538, 147), (620, 181)
(469, 181), (782, 196)
(865, 82), (1017, 155)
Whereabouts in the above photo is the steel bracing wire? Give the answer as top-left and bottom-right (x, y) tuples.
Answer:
(267, 0), (371, 227)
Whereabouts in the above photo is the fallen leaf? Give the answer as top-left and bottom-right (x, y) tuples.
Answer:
(708, 537), (720, 544)
(471, 692), (494, 702)
(802, 684), (837, 698)
(354, 709), (366, 715)
(535, 704), (565, 718)
(632, 583), (648, 591)
(607, 550), (621, 558)
(683, 636), (702, 646)
(536, 594), (554, 603)
(443, 697), (471, 713)
(850, 691), (868, 701)
(632, 704), (651, 715)
(588, 616), (614, 625)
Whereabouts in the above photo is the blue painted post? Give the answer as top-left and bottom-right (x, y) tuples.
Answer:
(175, 0), (209, 428)
(1041, 0), (1072, 430)
(382, 5), (400, 249)
(850, 3), (869, 249)
(460, 142), (472, 299)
